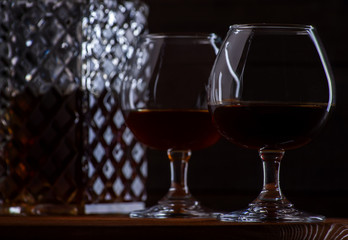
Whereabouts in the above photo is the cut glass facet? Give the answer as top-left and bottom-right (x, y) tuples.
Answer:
(82, 0), (149, 209)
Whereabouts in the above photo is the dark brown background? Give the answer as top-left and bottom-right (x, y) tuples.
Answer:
(141, 0), (348, 217)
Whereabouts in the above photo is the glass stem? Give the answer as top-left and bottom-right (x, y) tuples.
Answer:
(162, 149), (192, 201)
(256, 149), (286, 203)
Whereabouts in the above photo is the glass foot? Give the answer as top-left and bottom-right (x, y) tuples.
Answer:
(130, 200), (218, 218)
(218, 202), (325, 222)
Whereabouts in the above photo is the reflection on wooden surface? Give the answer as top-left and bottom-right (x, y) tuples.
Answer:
(279, 221), (348, 240)
(0, 216), (348, 240)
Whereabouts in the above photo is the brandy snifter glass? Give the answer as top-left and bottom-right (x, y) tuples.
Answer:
(121, 33), (221, 218)
(208, 24), (335, 222)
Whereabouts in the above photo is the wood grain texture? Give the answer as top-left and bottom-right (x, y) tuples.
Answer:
(0, 216), (348, 240)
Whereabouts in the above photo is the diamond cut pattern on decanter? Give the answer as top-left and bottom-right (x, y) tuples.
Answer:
(93, 143), (105, 163)
(82, 0), (149, 203)
(132, 177), (143, 197)
(114, 110), (124, 129)
(93, 177), (104, 196)
(122, 128), (134, 146)
(0, 0), (85, 209)
(7, 1), (83, 93)
(132, 143), (145, 163)
(113, 178), (123, 196)
(103, 127), (113, 145)
(103, 160), (115, 179)
(113, 144), (124, 162)
(122, 161), (133, 179)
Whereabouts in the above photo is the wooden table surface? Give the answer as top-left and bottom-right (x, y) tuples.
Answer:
(1, 216), (348, 240)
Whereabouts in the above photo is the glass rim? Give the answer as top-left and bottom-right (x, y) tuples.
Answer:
(229, 23), (314, 31)
(141, 32), (219, 40)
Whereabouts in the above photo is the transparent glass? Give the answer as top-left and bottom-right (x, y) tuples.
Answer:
(82, 0), (149, 215)
(0, 0), (85, 215)
(120, 33), (221, 218)
(208, 24), (335, 222)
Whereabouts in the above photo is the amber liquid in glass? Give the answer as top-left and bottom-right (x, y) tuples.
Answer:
(210, 102), (329, 150)
(124, 109), (220, 151)
(1, 86), (84, 214)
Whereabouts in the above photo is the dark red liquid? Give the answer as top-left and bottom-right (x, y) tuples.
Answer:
(124, 109), (220, 151)
(210, 102), (329, 150)
(1, 86), (84, 206)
